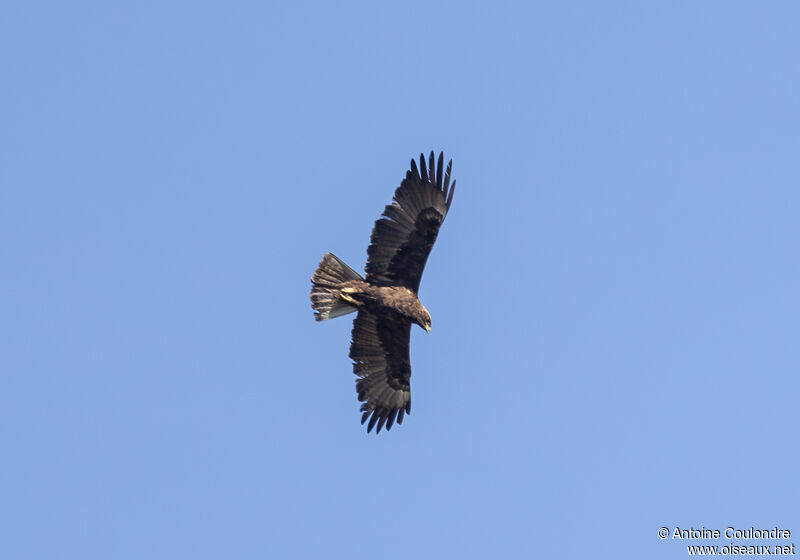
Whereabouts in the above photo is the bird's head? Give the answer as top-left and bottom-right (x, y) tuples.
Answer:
(417, 307), (432, 333)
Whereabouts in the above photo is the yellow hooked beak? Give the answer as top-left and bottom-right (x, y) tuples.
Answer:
(423, 323), (431, 333)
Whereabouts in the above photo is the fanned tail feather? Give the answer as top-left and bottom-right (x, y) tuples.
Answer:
(310, 253), (363, 321)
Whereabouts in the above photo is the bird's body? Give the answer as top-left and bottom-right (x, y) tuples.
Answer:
(338, 282), (430, 332)
(310, 151), (455, 433)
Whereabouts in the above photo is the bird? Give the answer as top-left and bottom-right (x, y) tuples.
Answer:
(310, 151), (456, 433)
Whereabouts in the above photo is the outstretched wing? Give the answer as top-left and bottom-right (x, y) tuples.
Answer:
(365, 151), (456, 293)
(349, 311), (412, 434)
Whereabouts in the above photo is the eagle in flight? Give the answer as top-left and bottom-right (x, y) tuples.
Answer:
(310, 151), (456, 433)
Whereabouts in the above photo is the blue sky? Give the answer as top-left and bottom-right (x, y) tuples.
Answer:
(2, 1), (798, 558)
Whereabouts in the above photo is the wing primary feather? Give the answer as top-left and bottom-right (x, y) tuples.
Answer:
(386, 408), (398, 430)
(367, 411), (380, 433)
(444, 160), (452, 192)
(376, 412), (388, 433)
(436, 152), (444, 189)
(419, 153), (428, 182)
(428, 151), (435, 186)
(410, 158), (419, 181)
(446, 179), (456, 209)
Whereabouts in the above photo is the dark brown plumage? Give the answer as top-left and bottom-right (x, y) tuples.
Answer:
(310, 151), (455, 433)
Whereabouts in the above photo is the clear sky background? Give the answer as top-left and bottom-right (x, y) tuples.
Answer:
(2, 2), (798, 559)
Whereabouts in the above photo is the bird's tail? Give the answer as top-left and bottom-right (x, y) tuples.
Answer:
(310, 253), (363, 321)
